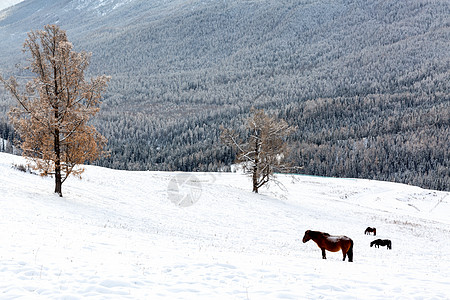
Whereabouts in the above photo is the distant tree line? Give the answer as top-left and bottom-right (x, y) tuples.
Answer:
(3, 90), (447, 191)
(0, 121), (15, 153)
(283, 93), (449, 191)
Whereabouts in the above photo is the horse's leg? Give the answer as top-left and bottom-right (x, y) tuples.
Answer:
(321, 248), (326, 259)
(347, 245), (353, 262)
(342, 249), (347, 261)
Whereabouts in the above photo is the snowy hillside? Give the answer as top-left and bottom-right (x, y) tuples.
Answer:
(0, 152), (449, 299)
(0, 0), (24, 11)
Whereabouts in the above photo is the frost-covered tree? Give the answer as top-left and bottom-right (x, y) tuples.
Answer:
(221, 109), (295, 193)
(1, 25), (110, 197)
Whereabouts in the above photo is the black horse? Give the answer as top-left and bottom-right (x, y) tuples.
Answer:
(370, 239), (391, 249)
(365, 227), (376, 235)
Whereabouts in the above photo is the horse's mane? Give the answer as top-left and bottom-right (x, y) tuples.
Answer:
(310, 230), (330, 237)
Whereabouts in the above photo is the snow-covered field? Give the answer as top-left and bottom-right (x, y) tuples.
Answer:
(0, 152), (449, 299)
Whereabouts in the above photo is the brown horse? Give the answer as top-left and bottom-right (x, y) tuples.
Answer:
(365, 227), (376, 235)
(302, 230), (353, 262)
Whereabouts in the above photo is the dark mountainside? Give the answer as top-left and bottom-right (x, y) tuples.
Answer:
(0, 0), (449, 190)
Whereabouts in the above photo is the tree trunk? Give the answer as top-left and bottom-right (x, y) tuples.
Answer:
(252, 167), (259, 193)
(252, 138), (259, 193)
(54, 124), (62, 197)
(53, 57), (63, 197)
(54, 167), (62, 197)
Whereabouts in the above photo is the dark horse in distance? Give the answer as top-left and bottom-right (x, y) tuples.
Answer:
(302, 230), (354, 262)
(365, 227), (376, 235)
(370, 239), (392, 249)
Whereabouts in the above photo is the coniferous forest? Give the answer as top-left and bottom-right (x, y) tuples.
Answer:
(0, 0), (449, 190)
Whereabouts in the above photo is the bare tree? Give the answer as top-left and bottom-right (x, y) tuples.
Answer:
(221, 108), (295, 193)
(1, 25), (110, 197)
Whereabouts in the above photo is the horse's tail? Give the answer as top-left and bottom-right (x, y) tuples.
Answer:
(347, 239), (354, 262)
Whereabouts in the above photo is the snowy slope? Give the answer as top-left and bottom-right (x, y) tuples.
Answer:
(0, 0), (24, 11)
(0, 152), (449, 299)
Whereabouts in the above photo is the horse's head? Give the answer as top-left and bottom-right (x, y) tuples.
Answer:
(370, 241), (374, 247)
(302, 230), (311, 243)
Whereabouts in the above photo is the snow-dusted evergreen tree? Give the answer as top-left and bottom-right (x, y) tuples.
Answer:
(1, 25), (110, 197)
(221, 109), (295, 193)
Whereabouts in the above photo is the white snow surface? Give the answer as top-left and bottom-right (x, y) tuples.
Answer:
(0, 0), (24, 11)
(0, 152), (449, 299)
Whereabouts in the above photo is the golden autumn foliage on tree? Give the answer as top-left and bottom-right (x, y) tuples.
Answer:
(221, 109), (296, 193)
(0, 25), (110, 197)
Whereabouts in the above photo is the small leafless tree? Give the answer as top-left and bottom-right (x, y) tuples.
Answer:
(1, 25), (110, 197)
(221, 108), (296, 193)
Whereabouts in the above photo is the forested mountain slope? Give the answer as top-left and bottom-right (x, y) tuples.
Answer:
(0, 0), (449, 190)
